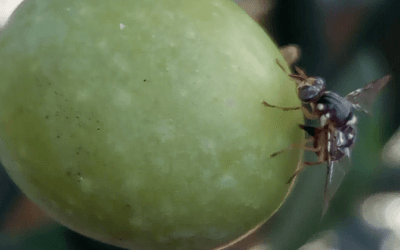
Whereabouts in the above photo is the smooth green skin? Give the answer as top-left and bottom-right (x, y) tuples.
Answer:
(0, 0), (303, 249)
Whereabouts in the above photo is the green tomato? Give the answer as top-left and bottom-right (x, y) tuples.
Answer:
(0, 0), (303, 249)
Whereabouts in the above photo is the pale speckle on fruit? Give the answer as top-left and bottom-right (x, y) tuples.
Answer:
(119, 23), (126, 30)
(242, 153), (257, 166)
(275, 136), (288, 150)
(79, 177), (93, 194)
(79, 8), (88, 15)
(207, 227), (229, 240)
(106, 135), (126, 153)
(96, 213), (104, 220)
(224, 98), (236, 108)
(49, 199), (61, 209)
(212, 1), (222, 7)
(114, 89), (132, 106)
(35, 16), (43, 23)
(18, 144), (28, 158)
(113, 53), (130, 71)
(179, 89), (187, 97)
(160, 199), (174, 219)
(219, 174), (237, 189)
(66, 196), (77, 206)
(156, 119), (175, 143)
(123, 177), (143, 192)
(200, 139), (216, 155)
(153, 155), (165, 168)
(65, 209), (74, 216)
(171, 230), (196, 240)
(157, 235), (169, 243)
(249, 140), (259, 149)
(76, 89), (90, 101)
(98, 41), (107, 49)
(186, 30), (196, 39)
(163, 11), (175, 20)
(129, 214), (151, 231)
(201, 169), (213, 181)
(230, 64), (239, 70)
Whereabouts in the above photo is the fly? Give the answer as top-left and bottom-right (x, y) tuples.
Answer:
(263, 63), (391, 215)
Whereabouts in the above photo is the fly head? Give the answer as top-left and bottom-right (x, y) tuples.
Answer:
(289, 67), (326, 103)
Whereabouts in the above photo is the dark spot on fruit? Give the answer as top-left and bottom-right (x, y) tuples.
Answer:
(54, 91), (58, 94)
(45, 115), (49, 119)
(78, 124), (82, 127)
(77, 172), (81, 176)
(96, 120), (100, 123)
(65, 99), (68, 101)
(66, 171), (71, 176)
(89, 118), (91, 120)
(77, 179), (81, 183)
(76, 152), (79, 155)
(143, 79), (147, 82)
(48, 82), (51, 85)
(76, 116), (79, 119)
(97, 128), (100, 130)
(126, 204), (131, 208)
(57, 135), (60, 138)
(66, 117), (69, 119)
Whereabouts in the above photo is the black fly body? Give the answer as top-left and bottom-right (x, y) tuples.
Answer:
(263, 62), (391, 215)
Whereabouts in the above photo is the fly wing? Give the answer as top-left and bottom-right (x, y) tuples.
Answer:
(345, 75), (391, 114)
(322, 160), (334, 216)
(325, 155), (352, 202)
(322, 129), (353, 216)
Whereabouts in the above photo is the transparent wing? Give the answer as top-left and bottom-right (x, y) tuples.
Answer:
(325, 154), (352, 202)
(345, 75), (391, 114)
(322, 130), (353, 216)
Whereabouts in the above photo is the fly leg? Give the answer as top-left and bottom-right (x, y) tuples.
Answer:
(270, 137), (315, 158)
(262, 101), (301, 111)
(299, 106), (320, 120)
(287, 159), (325, 184)
(262, 101), (320, 120)
(286, 136), (325, 184)
(276, 59), (287, 73)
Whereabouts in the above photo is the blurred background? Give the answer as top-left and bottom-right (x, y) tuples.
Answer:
(0, 0), (400, 249)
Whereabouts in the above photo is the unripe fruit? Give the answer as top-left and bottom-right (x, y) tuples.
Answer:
(0, 0), (303, 249)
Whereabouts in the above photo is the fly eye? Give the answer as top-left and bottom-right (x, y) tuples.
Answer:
(314, 77), (326, 89)
(298, 85), (320, 102)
